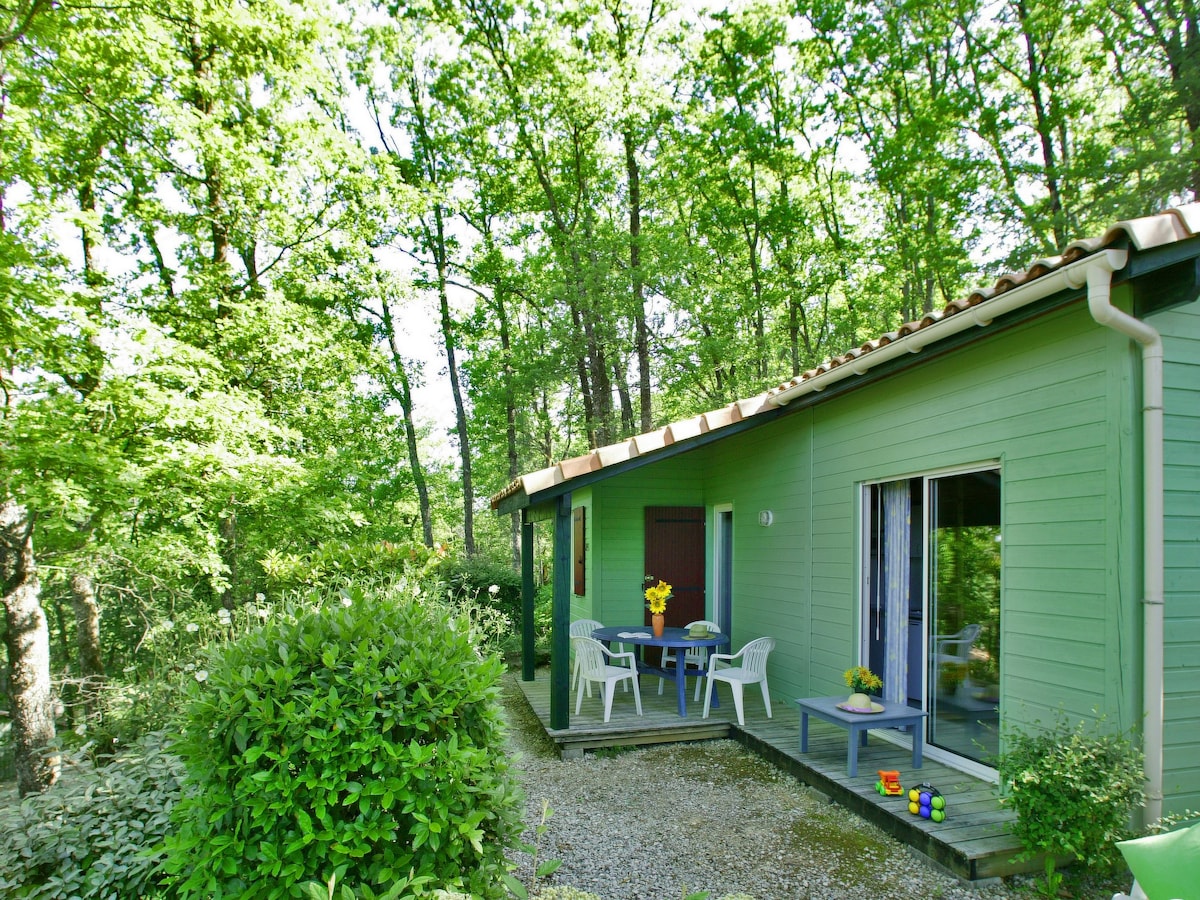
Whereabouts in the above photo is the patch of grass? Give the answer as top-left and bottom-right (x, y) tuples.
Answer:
(642, 741), (781, 787)
(783, 814), (885, 885)
(499, 675), (559, 759)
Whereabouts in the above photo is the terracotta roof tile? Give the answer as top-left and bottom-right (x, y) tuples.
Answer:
(558, 453), (600, 479)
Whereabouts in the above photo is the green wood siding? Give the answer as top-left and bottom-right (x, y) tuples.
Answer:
(595, 301), (1142, 731)
(1152, 298), (1200, 815)
(815, 303), (1139, 733)
(573, 288), (1198, 809)
(591, 459), (706, 627)
(703, 414), (815, 698)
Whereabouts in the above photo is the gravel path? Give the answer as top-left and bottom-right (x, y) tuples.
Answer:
(499, 675), (1124, 900)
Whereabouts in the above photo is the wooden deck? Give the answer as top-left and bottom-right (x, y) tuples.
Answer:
(513, 669), (1040, 883)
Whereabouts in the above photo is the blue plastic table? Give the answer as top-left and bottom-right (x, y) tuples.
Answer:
(795, 695), (929, 777)
(592, 625), (729, 717)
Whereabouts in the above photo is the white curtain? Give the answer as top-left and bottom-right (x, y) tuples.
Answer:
(882, 481), (911, 706)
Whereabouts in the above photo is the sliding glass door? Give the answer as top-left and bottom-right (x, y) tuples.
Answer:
(862, 469), (1001, 767)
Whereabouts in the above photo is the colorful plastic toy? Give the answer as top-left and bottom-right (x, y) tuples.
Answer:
(907, 782), (947, 822)
(875, 769), (903, 796)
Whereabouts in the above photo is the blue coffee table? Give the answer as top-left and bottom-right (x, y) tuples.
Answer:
(795, 695), (929, 777)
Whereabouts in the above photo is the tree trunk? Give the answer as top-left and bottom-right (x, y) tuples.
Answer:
(70, 572), (105, 717)
(612, 357), (634, 436)
(379, 299), (434, 547)
(624, 129), (653, 434)
(492, 280), (522, 568)
(575, 205), (614, 447)
(431, 206), (475, 556)
(1, 498), (59, 796)
(218, 503), (237, 609)
(1015, 0), (1066, 247)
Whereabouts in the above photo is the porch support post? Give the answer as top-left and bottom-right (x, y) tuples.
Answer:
(550, 492), (572, 729)
(521, 515), (535, 682)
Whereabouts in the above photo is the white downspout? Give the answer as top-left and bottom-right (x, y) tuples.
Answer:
(1068, 254), (1165, 825)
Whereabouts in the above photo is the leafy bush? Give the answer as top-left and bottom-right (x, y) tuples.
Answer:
(260, 540), (449, 593)
(998, 715), (1145, 870)
(64, 602), (287, 761)
(532, 583), (554, 653)
(443, 556), (523, 630)
(0, 732), (184, 899)
(161, 579), (524, 899)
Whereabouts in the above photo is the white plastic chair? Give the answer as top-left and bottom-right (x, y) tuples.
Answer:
(570, 619), (605, 695)
(702, 636), (775, 727)
(933, 623), (981, 670)
(572, 636), (643, 723)
(659, 620), (721, 701)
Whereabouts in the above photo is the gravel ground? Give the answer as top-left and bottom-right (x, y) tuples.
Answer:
(498, 675), (1122, 900)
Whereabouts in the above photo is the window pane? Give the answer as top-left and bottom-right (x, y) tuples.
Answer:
(928, 470), (1001, 764)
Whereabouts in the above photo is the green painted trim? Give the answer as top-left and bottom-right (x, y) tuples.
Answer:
(550, 492), (572, 730)
(1122, 234), (1200, 281)
(521, 518), (535, 682)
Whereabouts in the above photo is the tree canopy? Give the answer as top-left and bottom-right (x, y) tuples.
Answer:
(0, 0), (1193, 790)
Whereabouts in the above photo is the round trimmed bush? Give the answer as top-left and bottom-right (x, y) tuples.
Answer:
(162, 581), (523, 899)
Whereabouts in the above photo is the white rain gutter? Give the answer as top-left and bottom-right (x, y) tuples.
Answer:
(1068, 256), (1165, 826)
(772, 247), (1166, 822)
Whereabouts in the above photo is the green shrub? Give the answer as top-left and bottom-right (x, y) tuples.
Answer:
(443, 556), (523, 628)
(0, 732), (184, 899)
(997, 715), (1145, 870)
(260, 540), (448, 593)
(532, 583), (553, 653)
(161, 580), (524, 899)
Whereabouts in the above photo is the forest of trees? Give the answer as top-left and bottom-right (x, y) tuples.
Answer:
(1, 0), (1195, 793)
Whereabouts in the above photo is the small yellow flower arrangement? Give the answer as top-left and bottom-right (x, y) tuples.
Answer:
(844, 665), (882, 694)
(644, 579), (673, 614)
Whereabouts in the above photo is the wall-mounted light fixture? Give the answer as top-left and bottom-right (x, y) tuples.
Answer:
(758, 509), (774, 527)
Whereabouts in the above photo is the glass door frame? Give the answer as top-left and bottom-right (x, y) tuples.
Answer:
(858, 462), (1002, 781)
(712, 504), (733, 634)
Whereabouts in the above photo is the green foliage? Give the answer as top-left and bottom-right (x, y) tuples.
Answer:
(59, 601), (285, 760)
(501, 800), (561, 900)
(443, 555), (524, 631)
(0, 732), (184, 900)
(532, 583), (554, 653)
(260, 541), (449, 594)
(997, 715), (1145, 871)
(933, 523), (1001, 687)
(161, 578), (524, 899)
(299, 870), (437, 900)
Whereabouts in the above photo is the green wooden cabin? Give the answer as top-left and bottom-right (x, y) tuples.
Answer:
(492, 204), (1200, 821)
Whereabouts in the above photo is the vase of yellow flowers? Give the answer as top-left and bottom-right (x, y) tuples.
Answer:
(644, 578), (672, 637)
(843, 665), (883, 711)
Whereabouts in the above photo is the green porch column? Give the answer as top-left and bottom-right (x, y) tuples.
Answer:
(550, 492), (571, 729)
(521, 516), (535, 682)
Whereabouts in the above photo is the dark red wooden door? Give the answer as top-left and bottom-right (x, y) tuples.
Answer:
(643, 507), (706, 632)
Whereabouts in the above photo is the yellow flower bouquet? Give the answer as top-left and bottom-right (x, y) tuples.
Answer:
(644, 579), (672, 614)
(844, 665), (882, 694)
